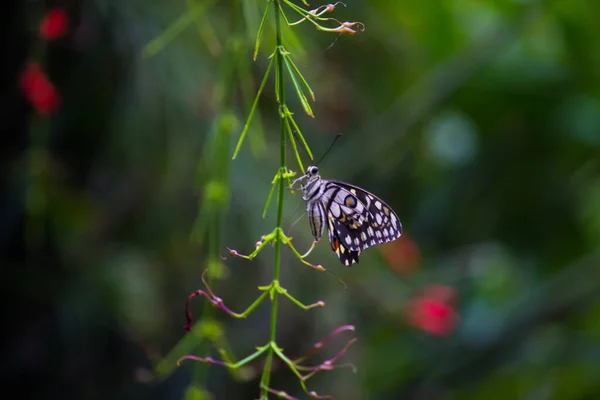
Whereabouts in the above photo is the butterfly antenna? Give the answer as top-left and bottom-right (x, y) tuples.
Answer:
(283, 198), (303, 232)
(316, 132), (343, 165)
(287, 213), (307, 237)
(326, 33), (342, 51)
(326, 269), (347, 289)
(290, 130), (312, 161)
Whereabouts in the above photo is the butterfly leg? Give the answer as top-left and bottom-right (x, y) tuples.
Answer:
(300, 240), (318, 258)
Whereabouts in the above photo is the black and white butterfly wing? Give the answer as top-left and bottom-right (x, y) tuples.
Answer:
(326, 218), (361, 266)
(321, 180), (402, 266)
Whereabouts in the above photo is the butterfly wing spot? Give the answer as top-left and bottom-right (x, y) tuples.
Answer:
(344, 194), (358, 208)
(383, 206), (390, 216)
(354, 238), (360, 246)
(344, 235), (352, 245)
(360, 232), (367, 241)
(374, 201), (382, 210)
(375, 213), (383, 225)
(330, 202), (341, 218)
(367, 227), (374, 236)
(341, 248), (360, 267)
(383, 228), (389, 237)
(340, 205), (356, 217)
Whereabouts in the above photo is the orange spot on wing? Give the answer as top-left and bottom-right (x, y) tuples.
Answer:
(332, 238), (340, 251)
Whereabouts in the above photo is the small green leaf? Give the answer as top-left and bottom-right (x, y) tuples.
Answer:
(287, 113), (314, 160)
(253, 0), (272, 61)
(143, 4), (208, 58)
(233, 55), (275, 159)
(275, 56), (281, 103)
(187, 0), (221, 56)
(237, 59), (266, 156)
(262, 180), (277, 218)
(282, 54), (314, 117)
(285, 117), (305, 172)
(284, 54), (315, 101)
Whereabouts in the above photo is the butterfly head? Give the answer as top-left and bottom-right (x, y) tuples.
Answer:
(292, 165), (322, 200)
(305, 165), (320, 178)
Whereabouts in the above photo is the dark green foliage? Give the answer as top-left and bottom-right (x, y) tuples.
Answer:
(5, 0), (600, 399)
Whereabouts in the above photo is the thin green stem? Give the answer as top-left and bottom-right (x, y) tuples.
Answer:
(274, 0), (287, 329)
(260, 0), (287, 397)
(228, 290), (270, 318)
(179, 344), (269, 369)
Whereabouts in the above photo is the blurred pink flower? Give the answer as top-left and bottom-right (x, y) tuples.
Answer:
(20, 63), (61, 115)
(405, 285), (458, 336)
(40, 8), (68, 40)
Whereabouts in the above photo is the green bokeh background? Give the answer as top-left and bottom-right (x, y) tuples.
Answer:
(4, 0), (600, 399)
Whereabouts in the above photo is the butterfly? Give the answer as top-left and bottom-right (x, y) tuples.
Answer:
(293, 165), (402, 266)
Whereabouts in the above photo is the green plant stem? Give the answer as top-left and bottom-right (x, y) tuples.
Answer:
(260, 1), (287, 397)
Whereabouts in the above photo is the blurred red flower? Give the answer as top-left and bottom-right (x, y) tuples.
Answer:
(40, 8), (68, 40)
(380, 235), (421, 274)
(405, 284), (458, 336)
(20, 63), (61, 115)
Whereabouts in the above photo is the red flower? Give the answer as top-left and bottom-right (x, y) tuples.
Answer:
(405, 285), (458, 336)
(40, 8), (68, 40)
(20, 63), (61, 115)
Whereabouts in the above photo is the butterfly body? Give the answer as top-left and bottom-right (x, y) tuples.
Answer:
(295, 166), (402, 266)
